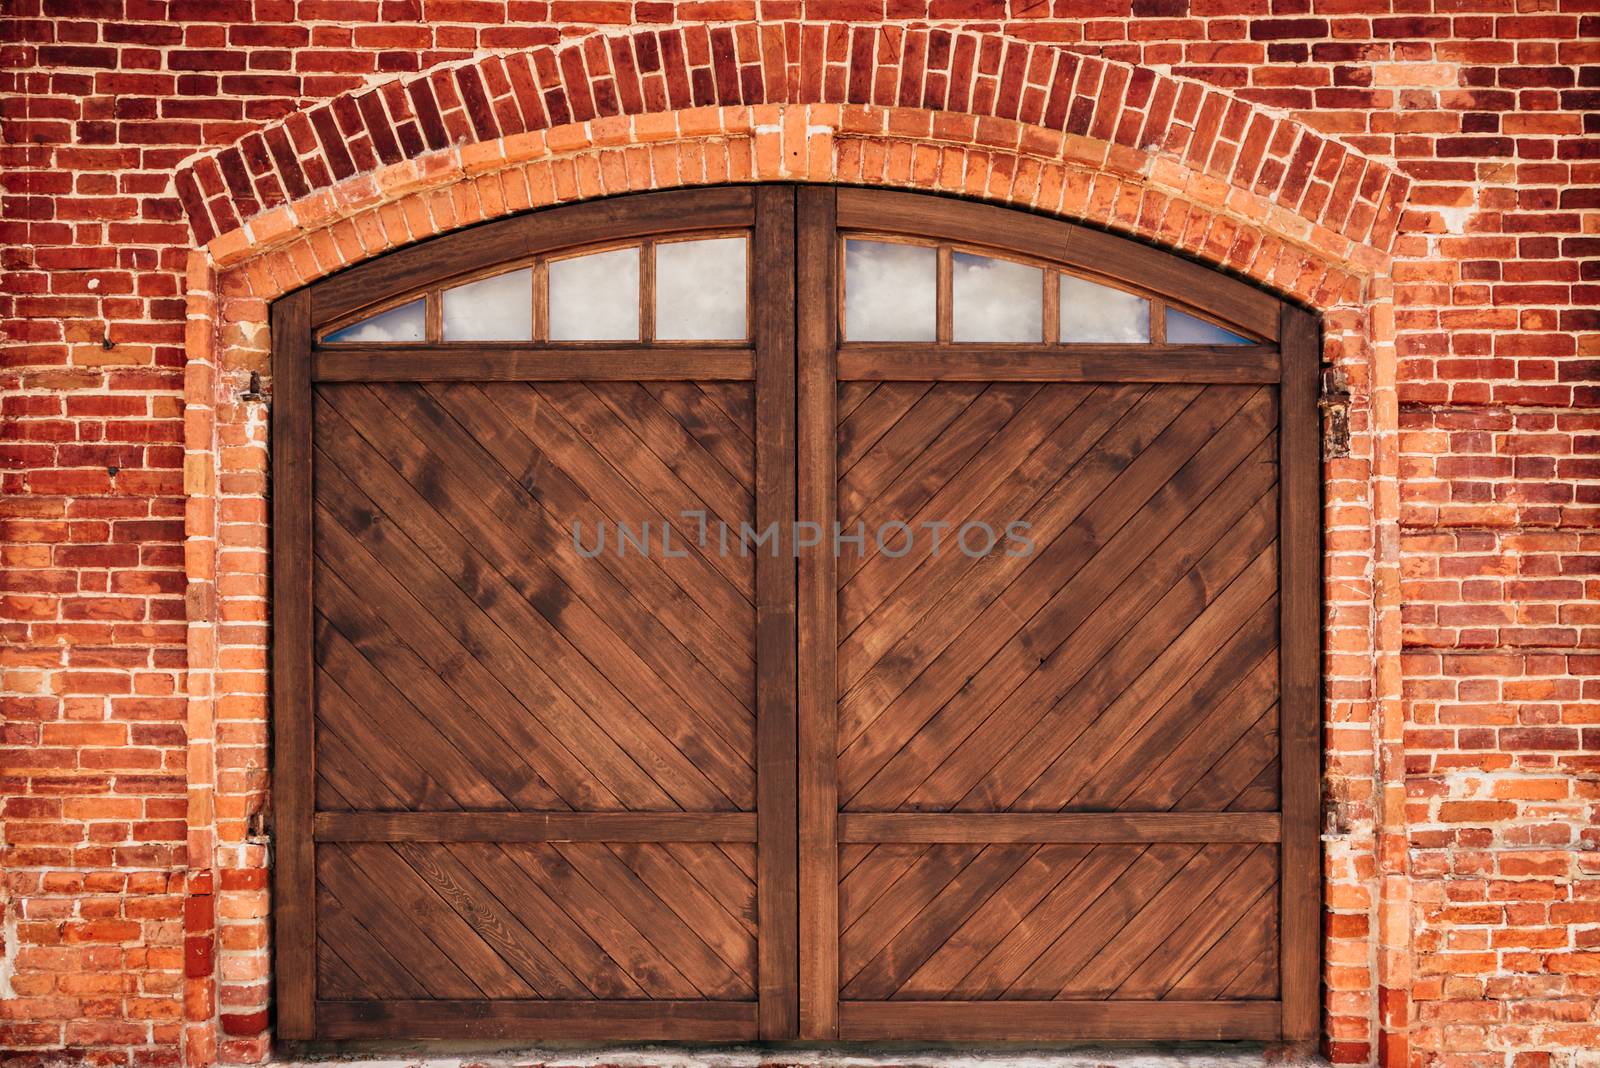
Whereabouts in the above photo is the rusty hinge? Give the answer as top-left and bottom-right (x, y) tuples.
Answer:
(1319, 367), (1352, 459)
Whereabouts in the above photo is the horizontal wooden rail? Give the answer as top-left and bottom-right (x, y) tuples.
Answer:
(317, 999), (758, 1040)
(312, 347), (755, 382)
(838, 1000), (1282, 1041)
(838, 345), (1280, 383)
(837, 811), (1282, 843)
(313, 811), (758, 843)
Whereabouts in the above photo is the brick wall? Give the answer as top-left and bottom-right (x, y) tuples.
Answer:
(2, 6), (1595, 1068)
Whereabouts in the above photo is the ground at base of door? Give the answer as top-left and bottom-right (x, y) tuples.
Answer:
(275, 1044), (1323, 1068)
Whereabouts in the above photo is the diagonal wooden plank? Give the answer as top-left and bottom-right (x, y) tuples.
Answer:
(644, 381), (755, 490)
(949, 845), (1147, 999)
(313, 664), (463, 811)
(836, 383), (1146, 673)
(314, 617), (519, 810)
(608, 842), (757, 981)
(842, 844), (1037, 1000)
(1005, 844), (1196, 999)
(481, 382), (757, 633)
(352, 843), (540, 998)
(317, 570), (573, 810)
(841, 383), (1048, 558)
(1111, 653), (1279, 810)
(392, 841), (591, 999)
(593, 382), (755, 524)
(839, 843), (927, 929)
(696, 381), (756, 444)
(838, 382), (985, 526)
(537, 382), (755, 599)
(503, 843), (700, 999)
(893, 844), (1092, 999)
(553, 843), (754, 999)
(1114, 850), (1280, 999)
(1166, 882), (1279, 1000)
(1014, 571), (1280, 810)
(314, 451), (678, 810)
(317, 937), (366, 1000)
(839, 845), (981, 989)
(1060, 843), (1258, 998)
(315, 502), (627, 810)
(1182, 703), (1285, 812)
(316, 845), (486, 998)
(835, 384), (1209, 759)
(837, 381), (879, 425)
(365, 384), (755, 803)
(853, 422), (1278, 812)
(316, 882), (431, 999)
(316, 400), (732, 812)
(837, 382), (934, 475)
(431, 382), (754, 705)
(455, 843), (648, 999)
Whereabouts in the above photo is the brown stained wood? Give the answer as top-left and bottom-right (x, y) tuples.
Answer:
(315, 811), (758, 842)
(838, 813), (1282, 844)
(1279, 303), (1322, 1042)
(271, 288), (316, 1039)
(312, 348), (756, 382)
(796, 184), (840, 1040)
(281, 185), (1314, 1044)
(838, 1000), (1281, 1041)
(837, 346), (1279, 383)
(836, 188), (1280, 341)
(317, 1000), (759, 1041)
(752, 185), (800, 1039)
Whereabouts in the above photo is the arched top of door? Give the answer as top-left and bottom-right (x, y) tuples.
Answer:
(302, 185), (1287, 354)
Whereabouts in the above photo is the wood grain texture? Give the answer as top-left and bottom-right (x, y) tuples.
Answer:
(1278, 303), (1323, 1042)
(313, 348), (755, 382)
(796, 184), (841, 1040)
(315, 812), (758, 842)
(838, 1000), (1281, 1040)
(837, 346), (1279, 383)
(752, 185), (800, 1039)
(271, 287), (316, 1040)
(837, 813), (1282, 843)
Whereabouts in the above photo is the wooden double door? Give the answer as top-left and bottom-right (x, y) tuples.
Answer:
(272, 186), (1320, 1044)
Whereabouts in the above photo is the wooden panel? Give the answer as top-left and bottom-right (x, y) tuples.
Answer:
(318, 1000), (758, 1040)
(1278, 303), (1323, 1041)
(316, 842), (758, 1001)
(796, 184), (841, 1039)
(312, 380), (757, 814)
(752, 184), (800, 1039)
(838, 1000), (1281, 1041)
(270, 288), (316, 1039)
(837, 844), (1279, 1003)
(835, 382), (1281, 815)
(313, 348), (754, 382)
(837, 346), (1279, 383)
(315, 812), (757, 843)
(837, 813), (1281, 844)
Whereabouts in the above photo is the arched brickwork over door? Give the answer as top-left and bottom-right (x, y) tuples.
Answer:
(269, 183), (1321, 1044)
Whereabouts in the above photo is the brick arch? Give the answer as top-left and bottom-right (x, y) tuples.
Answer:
(180, 37), (1411, 1064)
(176, 23), (1409, 288)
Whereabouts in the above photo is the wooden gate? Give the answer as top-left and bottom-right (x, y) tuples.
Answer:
(273, 185), (1320, 1044)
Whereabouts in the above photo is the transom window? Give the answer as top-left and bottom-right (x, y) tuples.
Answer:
(321, 234), (751, 344)
(319, 229), (1253, 350)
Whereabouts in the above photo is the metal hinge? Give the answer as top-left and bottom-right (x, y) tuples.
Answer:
(1319, 367), (1351, 459)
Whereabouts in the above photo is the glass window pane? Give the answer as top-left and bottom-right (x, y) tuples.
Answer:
(324, 298), (426, 343)
(655, 237), (747, 340)
(952, 252), (1043, 342)
(1167, 308), (1251, 345)
(844, 239), (937, 342)
(1059, 275), (1150, 343)
(548, 247), (640, 341)
(442, 268), (533, 341)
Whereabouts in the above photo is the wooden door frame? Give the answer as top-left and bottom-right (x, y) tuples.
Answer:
(272, 186), (799, 1042)
(272, 182), (1321, 1045)
(793, 186), (1322, 1042)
